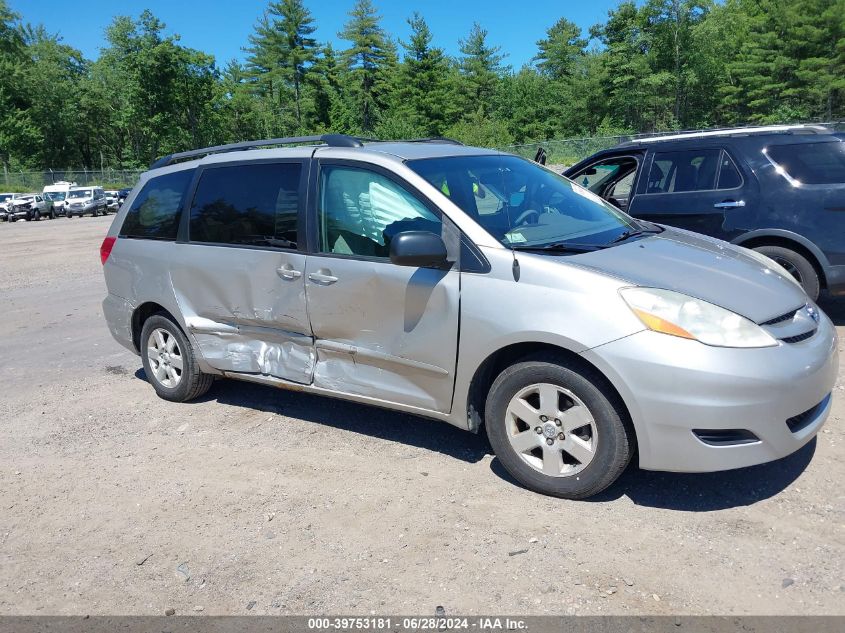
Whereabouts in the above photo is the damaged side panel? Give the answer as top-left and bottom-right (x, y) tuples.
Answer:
(170, 243), (315, 384)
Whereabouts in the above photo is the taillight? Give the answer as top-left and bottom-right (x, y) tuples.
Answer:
(100, 236), (116, 265)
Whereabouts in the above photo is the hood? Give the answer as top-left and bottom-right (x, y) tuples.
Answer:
(567, 227), (808, 323)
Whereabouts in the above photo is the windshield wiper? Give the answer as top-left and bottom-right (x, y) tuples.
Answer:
(511, 242), (600, 253)
(608, 223), (664, 244)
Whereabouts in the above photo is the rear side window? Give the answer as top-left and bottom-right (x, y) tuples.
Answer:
(120, 169), (193, 240)
(767, 141), (845, 184)
(717, 153), (743, 189)
(646, 149), (720, 193)
(189, 162), (301, 247)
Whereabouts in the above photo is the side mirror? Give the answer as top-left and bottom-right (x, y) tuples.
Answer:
(389, 231), (448, 268)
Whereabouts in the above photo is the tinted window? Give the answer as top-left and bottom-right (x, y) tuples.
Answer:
(409, 155), (638, 248)
(190, 163), (301, 247)
(318, 165), (440, 258)
(767, 141), (845, 184)
(717, 152), (743, 189)
(646, 149), (720, 193)
(121, 169), (193, 240)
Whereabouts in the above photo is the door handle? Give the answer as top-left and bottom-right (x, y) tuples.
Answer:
(713, 200), (746, 209)
(276, 264), (302, 280)
(308, 270), (338, 285)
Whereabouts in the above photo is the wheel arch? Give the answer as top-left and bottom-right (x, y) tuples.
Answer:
(464, 341), (637, 452)
(732, 229), (828, 290)
(131, 301), (180, 353)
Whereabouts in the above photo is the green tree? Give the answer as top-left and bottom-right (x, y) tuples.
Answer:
(338, 0), (393, 132)
(534, 18), (587, 79)
(458, 23), (506, 117)
(245, 0), (317, 130)
(395, 12), (457, 135)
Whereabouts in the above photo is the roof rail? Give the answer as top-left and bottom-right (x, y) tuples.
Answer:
(150, 134), (367, 169)
(623, 124), (830, 145)
(404, 137), (464, 145)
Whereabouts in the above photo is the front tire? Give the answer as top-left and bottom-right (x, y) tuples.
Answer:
(753, 245), (819, 301)
(140, 313), (214, 402)
(485, 354), (633, 499)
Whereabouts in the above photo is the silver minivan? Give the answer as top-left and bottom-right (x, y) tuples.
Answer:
(101, 135), (839, 498)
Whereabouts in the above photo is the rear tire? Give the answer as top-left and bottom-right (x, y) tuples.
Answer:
(753, 245), (819, 301)
(485, 354), (633, 499)
(140, 313), (214, 402)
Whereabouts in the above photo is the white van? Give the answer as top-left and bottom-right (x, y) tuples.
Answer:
(43, 181), (78, 216)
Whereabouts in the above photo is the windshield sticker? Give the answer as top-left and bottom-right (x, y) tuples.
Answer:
(504, 231), (527, 244)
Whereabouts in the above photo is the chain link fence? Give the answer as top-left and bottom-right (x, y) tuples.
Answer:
(5, 122), (844, 192)
(1, 168), (144, 193)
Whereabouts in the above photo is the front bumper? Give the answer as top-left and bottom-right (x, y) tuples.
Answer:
(582, 314), (839, 472)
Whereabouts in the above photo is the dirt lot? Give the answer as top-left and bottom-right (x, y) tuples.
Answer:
(0, 216), (843, 616)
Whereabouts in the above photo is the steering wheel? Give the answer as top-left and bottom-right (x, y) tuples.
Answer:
(513, 209), (540, 226)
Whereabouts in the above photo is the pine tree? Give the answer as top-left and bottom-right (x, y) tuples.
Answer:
(244, 0), (317, 131)
(534, 18), (587, 79)
(458, 23), (506, 117)
(396, 13), (456, 135)
(338, 0), (391, 132)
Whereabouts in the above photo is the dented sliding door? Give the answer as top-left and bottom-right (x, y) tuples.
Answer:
(170, 158), (315, 384)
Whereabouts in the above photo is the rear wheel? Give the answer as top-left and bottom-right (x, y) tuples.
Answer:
(140, 313), (214, 402)
(485, 354), (633, 499)
(753, 245), (819, 301)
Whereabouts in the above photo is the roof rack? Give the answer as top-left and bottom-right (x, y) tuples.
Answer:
(150, 134), (366, 169)
(404, 137), (464, 145)
(621, 124), (831, 146)
(150, 134), (465, 169)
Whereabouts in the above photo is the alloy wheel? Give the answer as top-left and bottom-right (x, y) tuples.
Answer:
(505, 383), (598, 477)
(146, 328), (183, 388)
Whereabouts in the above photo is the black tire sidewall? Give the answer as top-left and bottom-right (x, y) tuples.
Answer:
(140, 314), (198, 402)
(753, 245), (819, 300)
(486, 358), (632, 499)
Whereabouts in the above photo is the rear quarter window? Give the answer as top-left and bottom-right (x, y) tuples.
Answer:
(120, 169), (194, 240)
(766, 141), (845, 185)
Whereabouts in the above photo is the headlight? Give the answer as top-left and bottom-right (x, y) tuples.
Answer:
(620, 287), (777, 348)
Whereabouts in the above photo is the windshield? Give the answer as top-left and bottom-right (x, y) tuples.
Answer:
(68, 190), (92, 199)
(44, 191), (66, 201)
(407, 155), (639, 248)
(0, 194), (12, 202)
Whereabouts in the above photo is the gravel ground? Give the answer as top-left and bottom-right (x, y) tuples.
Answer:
(0, 216), (842, 616)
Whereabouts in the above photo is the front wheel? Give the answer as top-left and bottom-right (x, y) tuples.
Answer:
(33, 210), (40, 221)
(485, 355), (633, 499)
(140, 314), (214, 402)
(753, 245), (820, 301)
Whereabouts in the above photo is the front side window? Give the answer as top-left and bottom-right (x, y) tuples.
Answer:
(120, 169), (193, 240)
(646, 149), (720, 193)
(189, 162), (301, 247)
(408, 155), (638, 249)
(767, 141), (845, 185)
(318, 165), (440, 257)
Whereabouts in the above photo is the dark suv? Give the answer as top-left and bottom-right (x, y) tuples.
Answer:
(564, 125), (845, 300)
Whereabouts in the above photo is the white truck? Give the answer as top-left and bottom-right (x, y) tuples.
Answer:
(43, 181), (78, 217)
